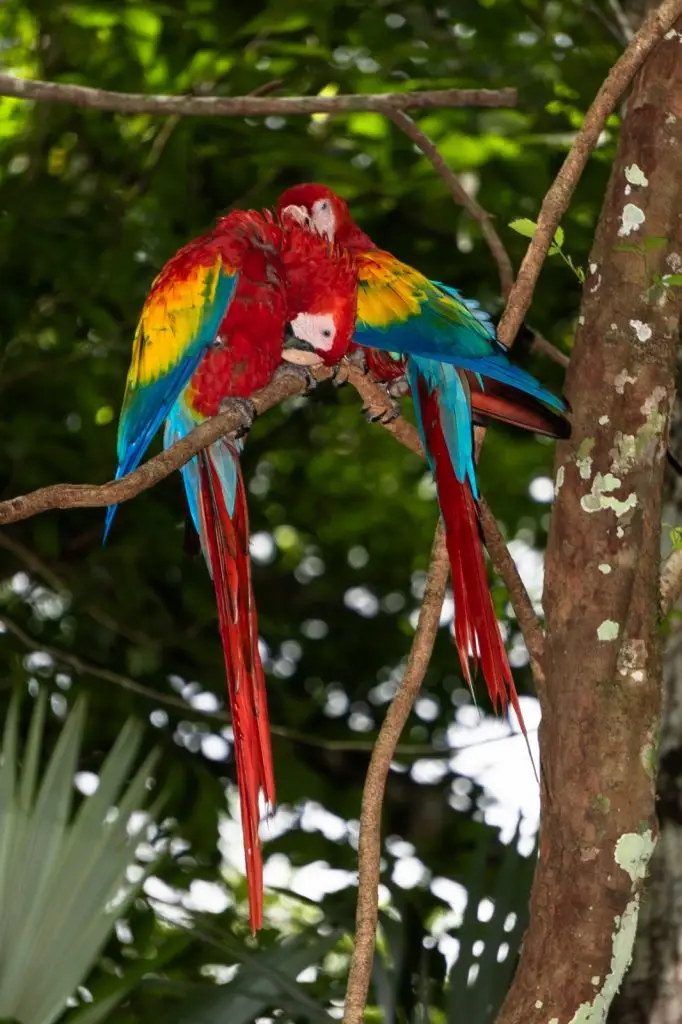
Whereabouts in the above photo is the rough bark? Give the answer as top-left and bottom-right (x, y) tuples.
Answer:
(497, 25), (682, 1024)
(609, 630), (682, 1023)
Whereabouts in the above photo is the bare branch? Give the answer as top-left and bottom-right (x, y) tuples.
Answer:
(0, 75), (517, 119)
(478, 498), (546, 674)
(342, 522), (450, 1024)
(496, 0), (682, 347)
(0, 365), (333, 525)
(383, 109), (515, 298)
(607, 0), (636, 41)
(0, 363), (543, 678)
(529, 330), (571, 369)
(661, 549), (682, 614)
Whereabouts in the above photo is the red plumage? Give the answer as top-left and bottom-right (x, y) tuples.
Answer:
(416, 378), (525, 725)
(198, 448), (275, 931)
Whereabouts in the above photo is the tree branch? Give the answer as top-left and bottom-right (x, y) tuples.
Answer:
(0, 75), (517, 119)
(496, 0), (682, 347)
(383, 109), (515, 298)
(0, 364), (543, 678)
(661, 549), (682, 615)
(0, 365), (333, 525)
(342, 521), (450, 1024)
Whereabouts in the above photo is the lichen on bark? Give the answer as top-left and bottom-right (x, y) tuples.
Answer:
(497, 21), (682, 1024)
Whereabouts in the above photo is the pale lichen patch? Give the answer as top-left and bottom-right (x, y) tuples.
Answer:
(599, 415), (610, 425)
(597, 620), (620, 641)
(666, 251), (682, 272)
(576, 438), (596, 480)
(610, 433), (637, 474)
(598, 564), (612, 574)
(624, 164), (649, 188)
(556, 465), (565, 493)
(614, 370), (637, 394)
(628, 319), (652, 343)
(581, 474), (637, 519)
(567, 832), (656, 1024)
(618, 203), (645, 237)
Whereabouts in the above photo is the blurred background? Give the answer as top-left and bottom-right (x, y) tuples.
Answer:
(0, 0), (622, 1020)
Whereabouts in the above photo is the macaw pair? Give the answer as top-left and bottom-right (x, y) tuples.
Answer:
(106, 189), (568, 933)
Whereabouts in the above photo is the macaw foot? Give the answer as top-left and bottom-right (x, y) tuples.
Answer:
(273, 361), (318, 394)
(386, 375), (410, 399)
(362, 389), (402, 425)
(220, 396), (257, 439)
(347, 347), (369, 374)
(332, 361), (350, 388)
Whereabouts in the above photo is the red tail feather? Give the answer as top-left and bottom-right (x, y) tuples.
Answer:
(417, 380), (527, 736)
(198, 447), (275, 932)
(466, 374), (569, 439)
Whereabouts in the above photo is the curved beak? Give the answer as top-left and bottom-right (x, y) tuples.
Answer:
(282, 329), (322, 366)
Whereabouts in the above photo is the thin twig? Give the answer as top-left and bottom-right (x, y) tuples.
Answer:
(496, 0), (682, 347)
(383, 109), (514, 298)
(478, 498), (545, 672)
(661, 549), (682, 614)
(0, 613), (531, 756)
(529, 330), (571, 369)
(342, 522), (450, 1024)
(607, 0), (636, 41)
(0, 76), (517, 118)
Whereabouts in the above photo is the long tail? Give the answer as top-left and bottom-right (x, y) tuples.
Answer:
(414, 374), (527, 737)
(197, 442), (275, 932)
(466, 374), (570, 439)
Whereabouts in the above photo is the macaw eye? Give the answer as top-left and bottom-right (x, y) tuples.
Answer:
(320, 202), (328, 210)
(322, 328), (332, 338)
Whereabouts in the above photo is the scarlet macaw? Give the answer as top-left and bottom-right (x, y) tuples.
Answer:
(276, 184), (569, 735)
(106, 209), (357, 930)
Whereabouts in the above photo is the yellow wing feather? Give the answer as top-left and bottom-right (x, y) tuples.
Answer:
(128, 257), (226, 392)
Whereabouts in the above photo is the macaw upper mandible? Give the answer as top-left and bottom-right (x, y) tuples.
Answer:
(106, 210), (356, 932)
(276, 183), (570, 739)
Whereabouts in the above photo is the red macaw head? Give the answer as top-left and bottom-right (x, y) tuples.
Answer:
(277, 183), (354, 245)
(279, 220), (357, 367)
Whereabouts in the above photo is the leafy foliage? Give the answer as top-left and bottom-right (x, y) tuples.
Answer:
(0, 0), (622, 1019)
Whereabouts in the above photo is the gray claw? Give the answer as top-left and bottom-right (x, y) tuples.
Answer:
(220, 397), (257, 439)
(332, 362), (350, 388)
(386, 376), (409, 399)
(347, 348), (369, 374)
(274, 361), (317, 394)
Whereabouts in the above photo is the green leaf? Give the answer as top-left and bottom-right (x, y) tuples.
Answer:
(669, 526), (682, 551)
(0, 692), (162, 1024)
(166, 928), (343, 1024)
(553, 225), (565, 248)
(508, 218), (537, 239)
(663, 274), (682, 286)
(614, 243), (642, 254)
(644, 235), (668, 252)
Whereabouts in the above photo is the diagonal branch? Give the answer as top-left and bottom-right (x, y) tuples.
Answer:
(496, 0), (682, 347)
(0, 75), (517, 119)
(381, 109), (571, 373)
(383, 108), (514, 298)
(342, 521), (450, 1024)
(0, 365), (333, 525)
(0, 364), (544, 676)
(661, 549), (682, 614)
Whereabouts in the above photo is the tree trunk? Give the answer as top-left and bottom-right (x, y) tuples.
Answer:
(497, 25), (682, 1024)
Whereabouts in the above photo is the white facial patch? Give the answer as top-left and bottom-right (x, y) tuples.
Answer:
(281, 204), (310, 228)
(311, 198), (336, 240)
(290, 312), (337, 351)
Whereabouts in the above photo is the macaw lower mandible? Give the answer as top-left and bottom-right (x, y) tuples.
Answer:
(276, 184), (570, 738)
(105, 209), (357, 931)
